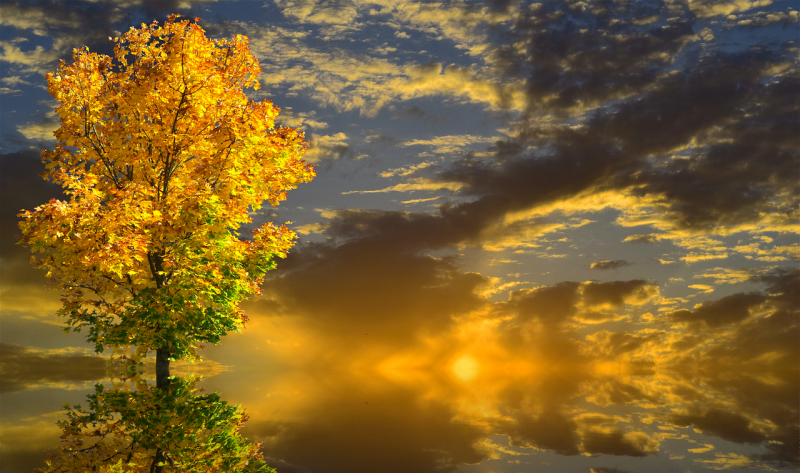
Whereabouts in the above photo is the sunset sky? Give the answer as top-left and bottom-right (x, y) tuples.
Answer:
(0, 1), (798, 472)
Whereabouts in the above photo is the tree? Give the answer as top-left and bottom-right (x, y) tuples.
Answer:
(38, 373), (275, 472)
(18, 13), (314, 374)
(19, 14), (314, 471)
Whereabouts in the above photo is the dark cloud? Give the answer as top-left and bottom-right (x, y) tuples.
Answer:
(388, 4), (793, 254)
(590, 259), (631, 270)
(262, 238), (487, 347)
(664, 269), (798, 467)
(1, 1), (116, 66)
(504, 411), (581, 455)
(306, 131), (352, 161)
(668, 334), (705, 352)
(490, 0), (697, 115)
(753, 424), (800, 469)
(584, 330), (662, 358)
(0, 343), (105, 393)
(667, 292), (767, 329)
(589, 468), (633, 473)
(584, 378), (660, 406)
(442, 46), (798, 235)
(671, 408), (766, 444)
(613, 61), (800, 231)
(757, 267), (800, 305)
(507, 281), (581, 325)
(500, 279), (654, 327)
(0, 0), (220, 80)
(581, 429), (657, 457)
(315, 209), (483, 252)
(582, 280), (653, 308)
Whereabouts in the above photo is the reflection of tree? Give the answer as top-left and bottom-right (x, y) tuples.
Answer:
(38, 373), (272, 472)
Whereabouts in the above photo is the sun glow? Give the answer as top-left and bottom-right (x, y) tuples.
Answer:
(452, 355), (480, 381)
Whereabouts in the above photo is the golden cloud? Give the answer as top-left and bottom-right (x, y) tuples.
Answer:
(341, 177), (465, 194)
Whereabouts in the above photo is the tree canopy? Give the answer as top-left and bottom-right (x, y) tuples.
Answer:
(18, 14), (315, 363)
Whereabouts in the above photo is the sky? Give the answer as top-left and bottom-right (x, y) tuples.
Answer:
(0, 0), (798, 472)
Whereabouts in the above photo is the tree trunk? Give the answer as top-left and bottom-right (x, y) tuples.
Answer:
(153, 347), (170, 473)
(150, 448), (168, 473)
(156, 347), (171, 390)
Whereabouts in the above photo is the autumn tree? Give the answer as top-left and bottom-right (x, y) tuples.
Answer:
(19, 14), (314, 471)
(38, 373), (275, 472)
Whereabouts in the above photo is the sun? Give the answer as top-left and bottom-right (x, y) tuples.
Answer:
(452, 355), (480, 382)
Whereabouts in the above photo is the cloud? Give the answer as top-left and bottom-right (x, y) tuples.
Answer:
(693, 266), (768, 285)
(671, 409), (766, 444)
(581, 429), (659, 457)
(0, 40), (61, 75)
(505, 279), (658, 327)
(666, 292), (768, 329)
(0, 0), (225, 78)
(303, 132), (350, 162)
(342, 177), (464, 194)
(681, 252), (729, 263)
(271, 0), (517, 57)
(422, 41), (798, 262)
(503, 411), (581, 455)
(489, 1), (698, 115)
(220, 20), (526, 117)
(733, 241), (800, 261)
(686, 0), (776, 18)
(688, 284), (715, 294)
(583, 330), (663, 359)
(590, 259), (631, 270)
(276, 108), (329, 130)
(273, 0), (360, 26)
(401, 134), (498, 154)
(0, 75), (32, 86)
(689, 444), (715, 453)
(0, 4), (81, 35)
(727, 8), (800, 28)
(293, 222), (330, 235)
(624, 234), (660, 244)
(260, 240), (488, 348)
(16, 116), (59, 142)
(400, 196), (441, 204)
(379, 161), (435, 178)
(383, 0), (517, 56)
(695, 452), (758, 470)
(0, 343), (105, 393)
(223, 218), (797, 472)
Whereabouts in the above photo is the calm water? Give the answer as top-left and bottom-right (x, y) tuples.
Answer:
(2, 275), (797, 473)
